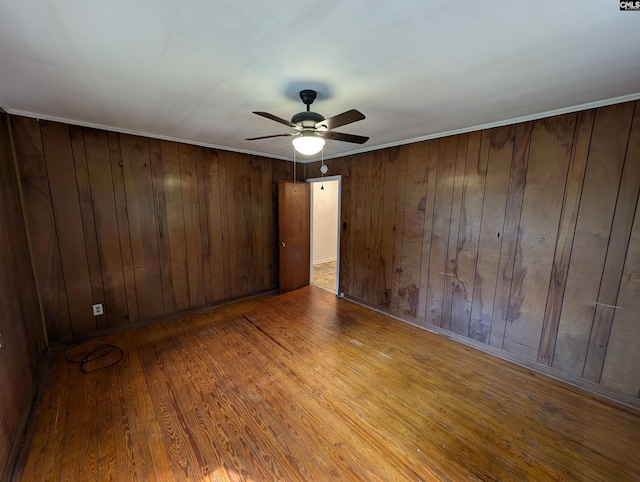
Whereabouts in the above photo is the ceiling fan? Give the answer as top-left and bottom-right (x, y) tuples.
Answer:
(246, 89), (369, 155)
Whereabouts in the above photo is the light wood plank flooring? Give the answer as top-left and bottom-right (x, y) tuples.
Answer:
(13, 286), (640, 481)
(312, 260), (336, 292)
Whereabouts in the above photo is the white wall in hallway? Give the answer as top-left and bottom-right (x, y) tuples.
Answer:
(312, 180), (339, 264)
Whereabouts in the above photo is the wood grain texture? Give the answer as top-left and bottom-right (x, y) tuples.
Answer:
(0, 112), (46, 480)
(365, 150), (385, 305)
(11, 116), (72, 340)
(489, 122), (531, 349)
(120, 134), (164, 320)
(202, 148), (226, 302)
(440, 134), (467, 332)
(502, 114), (575, 359)
(278, 180), (310, 293)
(69, 126), (107, 330)
(148, 138), (174, 315)
(40, 121), (96, 336)
(538, 109), (594, 365)
(351, 154), (370, 300)
(108, 132), (139, 324)
(378, 148), (400, 308)
(474, 125), (515, 345)
(390, 147), (408, 312)
(450, 131), (486, 337)
(195, 146), (212, 304)
(553, 103), (634, 376)
(226, 152), (250, 297)
(397, 141), (430, 318)
(179, 144), (205, 307)
(15, 287), (640, 481)
(12, 119), (283, 342)
(583, 102), (640, 382)
(599, 195), (640, 396)
(161, 140), (190, 311)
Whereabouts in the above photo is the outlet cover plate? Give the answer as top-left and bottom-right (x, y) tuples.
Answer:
(92, 303), (104, 316)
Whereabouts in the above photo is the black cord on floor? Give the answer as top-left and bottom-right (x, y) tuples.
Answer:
(63, 343), (124, 373)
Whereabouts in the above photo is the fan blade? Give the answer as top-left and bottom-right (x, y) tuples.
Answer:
(321, 131), (369, 144)
(246, 133), (296, 141)
(315, 109), (365, 130)
(253, 111), (297, 128)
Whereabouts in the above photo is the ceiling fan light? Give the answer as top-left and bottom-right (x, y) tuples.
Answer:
(292, 134), (325, 156)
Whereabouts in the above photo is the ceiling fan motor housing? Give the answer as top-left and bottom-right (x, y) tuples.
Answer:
(291, 110), (325, 128)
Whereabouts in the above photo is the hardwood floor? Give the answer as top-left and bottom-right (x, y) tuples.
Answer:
(13, 286), (640, 481)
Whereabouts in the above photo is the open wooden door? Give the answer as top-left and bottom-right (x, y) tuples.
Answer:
(278, 180), (310, 293)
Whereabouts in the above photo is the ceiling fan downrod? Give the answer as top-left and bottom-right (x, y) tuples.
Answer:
(299, 89), (317, 111)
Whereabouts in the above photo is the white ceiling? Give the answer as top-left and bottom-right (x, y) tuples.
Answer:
(1, 1), (639, 162)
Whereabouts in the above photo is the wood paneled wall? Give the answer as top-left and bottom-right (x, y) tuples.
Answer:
(308, 100), (640, 401)
(0, 112), (46, 478)
(11, 117), (294, 342)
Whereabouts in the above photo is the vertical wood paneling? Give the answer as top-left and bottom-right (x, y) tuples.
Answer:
(377, 149), (400, 307)
(203, 149), (226, 302)
(69, 126), (107, 330)
(12, 116), (72, 340)
(584, 102), (640, 382)
(261, 159), (275, 291)
(0, 111), (45, 479)
(489, 122), (531, 348)
(149, 138), (174, 315)
(195, 147), (212, 304)
(450, 131), (486, 337)
(416, 140), (439, 325)
(248, 157), (265, 292)
(336, 156), (353, 296)
(226, 152), (250, 297)
(360, 155), (375, 301)
(538, 110), (594, 365)
(502, 114), (575, 359)
(108, 132), (139, 324)
(599, 203), (640, 395)
(389, 146), (408, 312)
(472, 126), (515, 345)
(218, 152), (232, 300)
(366, 151), (385, 304)
(440, 135), (466, 332)
(398, 141), (430, 318)
(161, 141), (189, 311)
(40, 121), (95, 335)
(553, 103), (634, 375)
(179, 144), (204, 307)
(351, 155), (368, 299)
(120, 134), (164, 320)
(85, 129), (130, 327)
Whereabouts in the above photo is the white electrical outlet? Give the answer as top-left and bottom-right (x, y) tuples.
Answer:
(92, 303), (104, 316)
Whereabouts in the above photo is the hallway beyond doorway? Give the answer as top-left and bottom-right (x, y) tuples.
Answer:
(312, 260), (336, 292)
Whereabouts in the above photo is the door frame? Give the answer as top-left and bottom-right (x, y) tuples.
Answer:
(307, 175), (342, 294)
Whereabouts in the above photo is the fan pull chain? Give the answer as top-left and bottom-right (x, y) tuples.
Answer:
(293, 146), (297, 191)
(321, 148), (325, 190)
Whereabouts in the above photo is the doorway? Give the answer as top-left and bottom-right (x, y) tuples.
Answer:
(307, 176), (341, 293)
